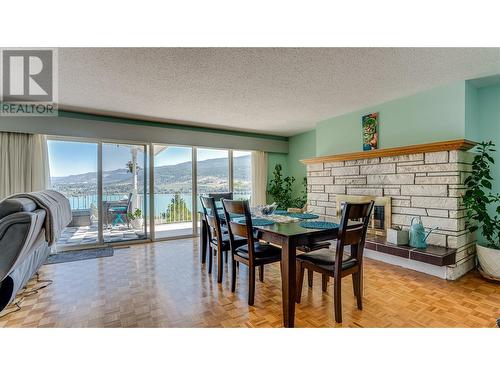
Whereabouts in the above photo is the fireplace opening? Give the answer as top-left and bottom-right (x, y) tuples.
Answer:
(335, 195), (391, 237)
(373, 205), (385, 230)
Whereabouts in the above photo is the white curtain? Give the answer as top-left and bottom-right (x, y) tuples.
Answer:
(0, 132), (51, 200)
(250, 151), (268, 206)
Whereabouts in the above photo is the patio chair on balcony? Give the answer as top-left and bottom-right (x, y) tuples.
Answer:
(104, 193), (133, 228)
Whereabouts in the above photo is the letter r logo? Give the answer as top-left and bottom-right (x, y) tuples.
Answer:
(1, 49), (53, 102)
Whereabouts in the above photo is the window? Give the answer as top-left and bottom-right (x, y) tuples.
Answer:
(48, 136), (256, 246)
(196, 148), (230, 195)
(153, 145), (193, 238)
(233, 150), (252, 200)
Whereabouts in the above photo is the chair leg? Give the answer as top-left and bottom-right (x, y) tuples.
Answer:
(208, 246), (213, 274)
(217, 246), (223, 283)
(322, 274), (328, 292)
(248, 266), (256, 306)
(231, 259), (237, 292)
(296, 262), (304, 303)
(352, 272), (363, 310)
(259, 265), (264, 282)
(307, 270), (313, 288)
(334, 274), (342, 323)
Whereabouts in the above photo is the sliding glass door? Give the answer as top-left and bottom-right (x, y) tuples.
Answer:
(102, 143), (148, 244)
(153, 145), (194, 239)
(48, 137), (253, 248)
(48, 138), (149, 249)
(48, 139), (100, 247)
(233, 150), (252, 201)
(196, 148), (230, 207)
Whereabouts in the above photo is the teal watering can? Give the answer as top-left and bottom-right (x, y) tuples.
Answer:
(409, 217), (437, 249)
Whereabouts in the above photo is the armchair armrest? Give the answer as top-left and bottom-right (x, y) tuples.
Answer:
(0, 210), (46, 282)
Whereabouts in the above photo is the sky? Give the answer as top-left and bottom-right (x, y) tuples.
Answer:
(48, 140), (250, 177)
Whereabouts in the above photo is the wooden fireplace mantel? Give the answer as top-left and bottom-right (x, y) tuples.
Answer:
(301, 139), (476, 164)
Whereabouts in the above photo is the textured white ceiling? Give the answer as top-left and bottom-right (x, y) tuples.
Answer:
(59, 48), (500, 137)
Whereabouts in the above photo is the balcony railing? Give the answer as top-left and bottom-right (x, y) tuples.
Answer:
(64, 190), (251, 226)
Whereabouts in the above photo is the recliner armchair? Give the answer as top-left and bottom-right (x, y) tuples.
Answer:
(0, 197), (51, 312)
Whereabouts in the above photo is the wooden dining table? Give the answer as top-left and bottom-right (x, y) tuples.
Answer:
(199, 210), (349, 328)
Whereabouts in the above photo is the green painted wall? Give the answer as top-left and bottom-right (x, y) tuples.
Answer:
(465, 81), (480, 142)
(477, 82), (500, 243)
(287, 130), (316, 196)
(315, 81), (467, 157)
(265, 131), (316, 204)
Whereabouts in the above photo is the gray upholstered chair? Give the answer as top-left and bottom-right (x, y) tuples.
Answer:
(0, 197), (50, 312)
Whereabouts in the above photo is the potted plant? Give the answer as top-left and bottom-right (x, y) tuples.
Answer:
(463, 141), (500, 279)
(127, 208), (144, 230)
(267, 164), (307, 210)
(386, 225), (409, 246)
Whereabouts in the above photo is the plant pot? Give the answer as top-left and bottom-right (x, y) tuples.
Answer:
(477, 244), (500, 279)
(386, 228), (409, 246)
(131, 218), (144, 230)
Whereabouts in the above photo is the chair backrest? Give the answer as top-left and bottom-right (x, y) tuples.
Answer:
(221, 199), (257, 261)
(200, 196), (224, 246)
(126, 193), (133, 211)
(208, 192), (233, 202)
(335, 201), (374, 268)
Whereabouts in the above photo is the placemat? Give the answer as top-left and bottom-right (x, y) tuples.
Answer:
(235, 218), (275, 226)
(299, 221), (339, 230)
(289, 213), (320, 219)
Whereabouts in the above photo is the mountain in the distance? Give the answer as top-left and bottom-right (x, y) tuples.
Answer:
(51, 155), (251, 194)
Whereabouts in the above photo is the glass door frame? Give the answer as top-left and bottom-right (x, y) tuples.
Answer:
(150, 143), (199, 241)
(101, 141), (149, 245)
(48, 135), (152, 251)
(50, 136), (251, 247)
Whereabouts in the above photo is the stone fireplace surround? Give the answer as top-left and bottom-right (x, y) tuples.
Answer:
(303, 140), (476, 280)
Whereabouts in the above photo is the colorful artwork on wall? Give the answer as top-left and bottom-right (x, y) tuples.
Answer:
(362, 112), (379, 151)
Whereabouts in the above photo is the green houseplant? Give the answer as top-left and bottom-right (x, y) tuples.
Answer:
(127, 208), (143, 229)
(462, 141), (500, 279)
(267, 164), (307, 209)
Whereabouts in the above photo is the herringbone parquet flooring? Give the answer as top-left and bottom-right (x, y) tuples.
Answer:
(1, 238), (499, 328)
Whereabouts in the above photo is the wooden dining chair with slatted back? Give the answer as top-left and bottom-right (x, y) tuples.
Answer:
(208, 192), (233, 202)
(296, 201), (374, 323)
(199, 196), (246, 283)
(221, 199), (282, 306)
(208, 192), (233, 262)
(297, 240), (332, 288)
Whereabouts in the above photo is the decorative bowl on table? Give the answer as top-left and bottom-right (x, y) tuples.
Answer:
(256, 203), (277, 216)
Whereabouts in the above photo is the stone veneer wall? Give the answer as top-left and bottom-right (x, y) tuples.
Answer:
(306, 150), (475, 280)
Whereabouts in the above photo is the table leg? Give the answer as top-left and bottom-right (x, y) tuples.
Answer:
(281, 237), (297, 328)
(200, 217), (208, 264)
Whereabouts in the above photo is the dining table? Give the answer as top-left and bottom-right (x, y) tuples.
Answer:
(199, 208), (349, 328)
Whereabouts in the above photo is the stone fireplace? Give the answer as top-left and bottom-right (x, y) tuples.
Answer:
(335, 195), (391, 236)
(303, 140), (476, 280)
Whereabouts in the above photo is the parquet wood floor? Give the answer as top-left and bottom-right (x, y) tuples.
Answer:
(1, 238), (499, 328)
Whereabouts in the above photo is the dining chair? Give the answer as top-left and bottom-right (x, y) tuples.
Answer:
(297, 240), (332, 288)
(296, 201), (374, 323)
(221, 199), (282, 306)
(199, 196), (246, 283)
(205, 193), (233, 232)
(208, 192), (233, 201)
